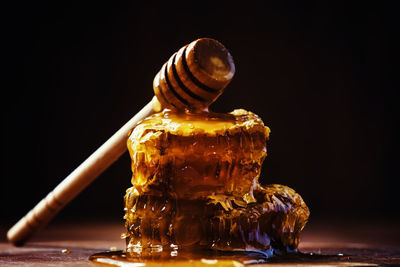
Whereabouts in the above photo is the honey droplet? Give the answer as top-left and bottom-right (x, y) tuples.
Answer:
(61, 249), (71, 254)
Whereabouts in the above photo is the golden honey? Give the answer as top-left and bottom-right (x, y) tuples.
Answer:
(123, 109), (309, 254)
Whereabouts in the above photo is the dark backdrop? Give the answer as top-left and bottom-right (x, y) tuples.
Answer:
(2, 1), (398, 225)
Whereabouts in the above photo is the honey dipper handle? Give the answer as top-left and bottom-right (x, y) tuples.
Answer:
(7, 97), (161, 246)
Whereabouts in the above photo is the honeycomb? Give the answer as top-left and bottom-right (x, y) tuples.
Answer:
(124, 109), (309, 253)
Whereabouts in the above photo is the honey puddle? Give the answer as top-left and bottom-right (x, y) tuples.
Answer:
(90, 248), (276, 267)
(89, 249), (376, 266)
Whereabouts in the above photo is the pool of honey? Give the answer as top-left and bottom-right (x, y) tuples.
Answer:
(89, 249), (270, 266)
(89, 249), (369, 266)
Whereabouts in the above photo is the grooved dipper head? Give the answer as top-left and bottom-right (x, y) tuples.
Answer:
(153, 38), (235, 111)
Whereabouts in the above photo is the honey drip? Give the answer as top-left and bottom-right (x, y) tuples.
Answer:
(123, 109), (309, 253)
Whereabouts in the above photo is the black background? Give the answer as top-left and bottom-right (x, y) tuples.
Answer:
(2, 1), (398, 225)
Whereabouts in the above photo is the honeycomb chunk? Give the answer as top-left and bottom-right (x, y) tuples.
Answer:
(127, 109), (269, 200)
(124, 109), (309, 253)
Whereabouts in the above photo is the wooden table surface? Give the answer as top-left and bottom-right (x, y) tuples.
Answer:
(1, 219), (399, 266)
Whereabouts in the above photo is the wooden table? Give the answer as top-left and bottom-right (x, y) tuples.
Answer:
(1, 219), (399, 266)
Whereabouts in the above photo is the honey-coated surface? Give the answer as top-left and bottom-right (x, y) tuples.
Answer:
(124, 109), (309, 255)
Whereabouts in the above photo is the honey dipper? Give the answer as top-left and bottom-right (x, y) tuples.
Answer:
(7, 38), (235, 246)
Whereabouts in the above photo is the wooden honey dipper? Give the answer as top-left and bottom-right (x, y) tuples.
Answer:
(7, 38), (235, 245)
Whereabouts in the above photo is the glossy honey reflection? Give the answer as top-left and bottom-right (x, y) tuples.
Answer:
(90, 250), (377, 267)
(123, 109), (309, 254)
(89, 249), (270, 267)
